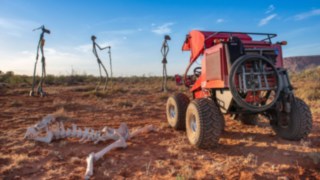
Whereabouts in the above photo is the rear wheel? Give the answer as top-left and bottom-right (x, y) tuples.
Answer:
(186, 98), (224, 149)
(270, 98), (312, 140)
(166, 93), (190, 130)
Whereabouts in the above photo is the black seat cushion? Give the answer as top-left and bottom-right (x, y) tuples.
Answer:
(227, 36), (245, 64)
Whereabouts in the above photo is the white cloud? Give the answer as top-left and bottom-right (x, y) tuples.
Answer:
(216, 18), (224, 23)
(151, 23), (174, 35)
(0, 17), (38, 30)
(75, 44), (92, 53)
(0, 17), (38, 37)
(266, 5), (275, 14)
(258, 14), (277, 26)
(294, 9), (320, 20)
(75, 40), (117, 53)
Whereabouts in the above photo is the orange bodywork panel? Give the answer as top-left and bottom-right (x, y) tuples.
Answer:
(184, 30), (282, 100)
(182, 30), (252, 63)
(190, 44), (229, 98)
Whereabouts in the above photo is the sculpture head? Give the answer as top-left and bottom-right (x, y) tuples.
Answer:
(91, 35), (97, 41)
(164, 35), (171, 41)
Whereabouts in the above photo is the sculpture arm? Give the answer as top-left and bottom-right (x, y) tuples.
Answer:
(96, 43), (110, 50)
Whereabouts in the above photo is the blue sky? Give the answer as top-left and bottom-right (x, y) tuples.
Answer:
(0, 0), (320, 76)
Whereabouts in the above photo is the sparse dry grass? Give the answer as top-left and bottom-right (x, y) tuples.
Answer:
(291, 68), (320, 114)
(177, 164), (195, 179)
(0, 152), (38, 174)
(1, 70), (319, 179)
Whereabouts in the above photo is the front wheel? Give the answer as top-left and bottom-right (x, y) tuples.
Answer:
(186, 98), (224, 149)
(166, 93), (190, 130)
(270, 98), (312, 140)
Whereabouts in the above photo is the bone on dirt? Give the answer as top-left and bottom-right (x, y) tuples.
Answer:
(24, 114), (156, 179)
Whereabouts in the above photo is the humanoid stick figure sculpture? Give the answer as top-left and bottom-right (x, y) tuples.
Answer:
(161, 35), (171, 92)
(30, 25), (50, 97)
(91, 35), (110, 91)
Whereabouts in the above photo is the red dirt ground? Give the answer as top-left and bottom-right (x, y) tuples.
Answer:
(0, 82), (319, 179)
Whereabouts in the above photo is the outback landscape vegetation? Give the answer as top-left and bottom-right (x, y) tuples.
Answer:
(0, 65), (319, 179)
(1, 0), (320, 179)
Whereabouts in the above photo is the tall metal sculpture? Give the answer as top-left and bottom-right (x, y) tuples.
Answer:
(91, 35), (111, 91)
(161, 35), (171, 92)
(30, 25), (50, 97)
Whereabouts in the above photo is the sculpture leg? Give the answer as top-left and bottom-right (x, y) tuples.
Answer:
(161, 64), (164, 91)
(30, 59), (38, 96)
(100, 62), (109, 91)
(108, 50), (113, 88)
(164, 64), (168, 92)
(162, 64), (167, 92)
(95, 62), (102, 92)
(37, 57), (46, 97)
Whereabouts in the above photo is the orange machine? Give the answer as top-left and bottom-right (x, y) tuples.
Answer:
(166, 30), (312, 149)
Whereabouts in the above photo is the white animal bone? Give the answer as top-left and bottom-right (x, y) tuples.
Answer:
(34, 131), (53, 143)
(129, 124), (155, 139)
(24, 114), (156, 179)
(84, 136), (128, 179)
(85, 153), (95, 180)
(84, 124), (156, 179)
(24, 114), (55, 139)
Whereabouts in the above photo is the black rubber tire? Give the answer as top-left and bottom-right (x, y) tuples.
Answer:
(238, 114), (258, 125)
(166, 93), (190, 130)
(229, 55), (281, 113)
(271, 98), (312, 140)
(186, 98), (224, 149)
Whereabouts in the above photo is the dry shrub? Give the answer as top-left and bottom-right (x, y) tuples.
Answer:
(295, 83), (320, 101)
(177, 165), (194, 179)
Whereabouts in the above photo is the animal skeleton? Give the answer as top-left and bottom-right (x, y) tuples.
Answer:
(24, 114), (156, 179)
